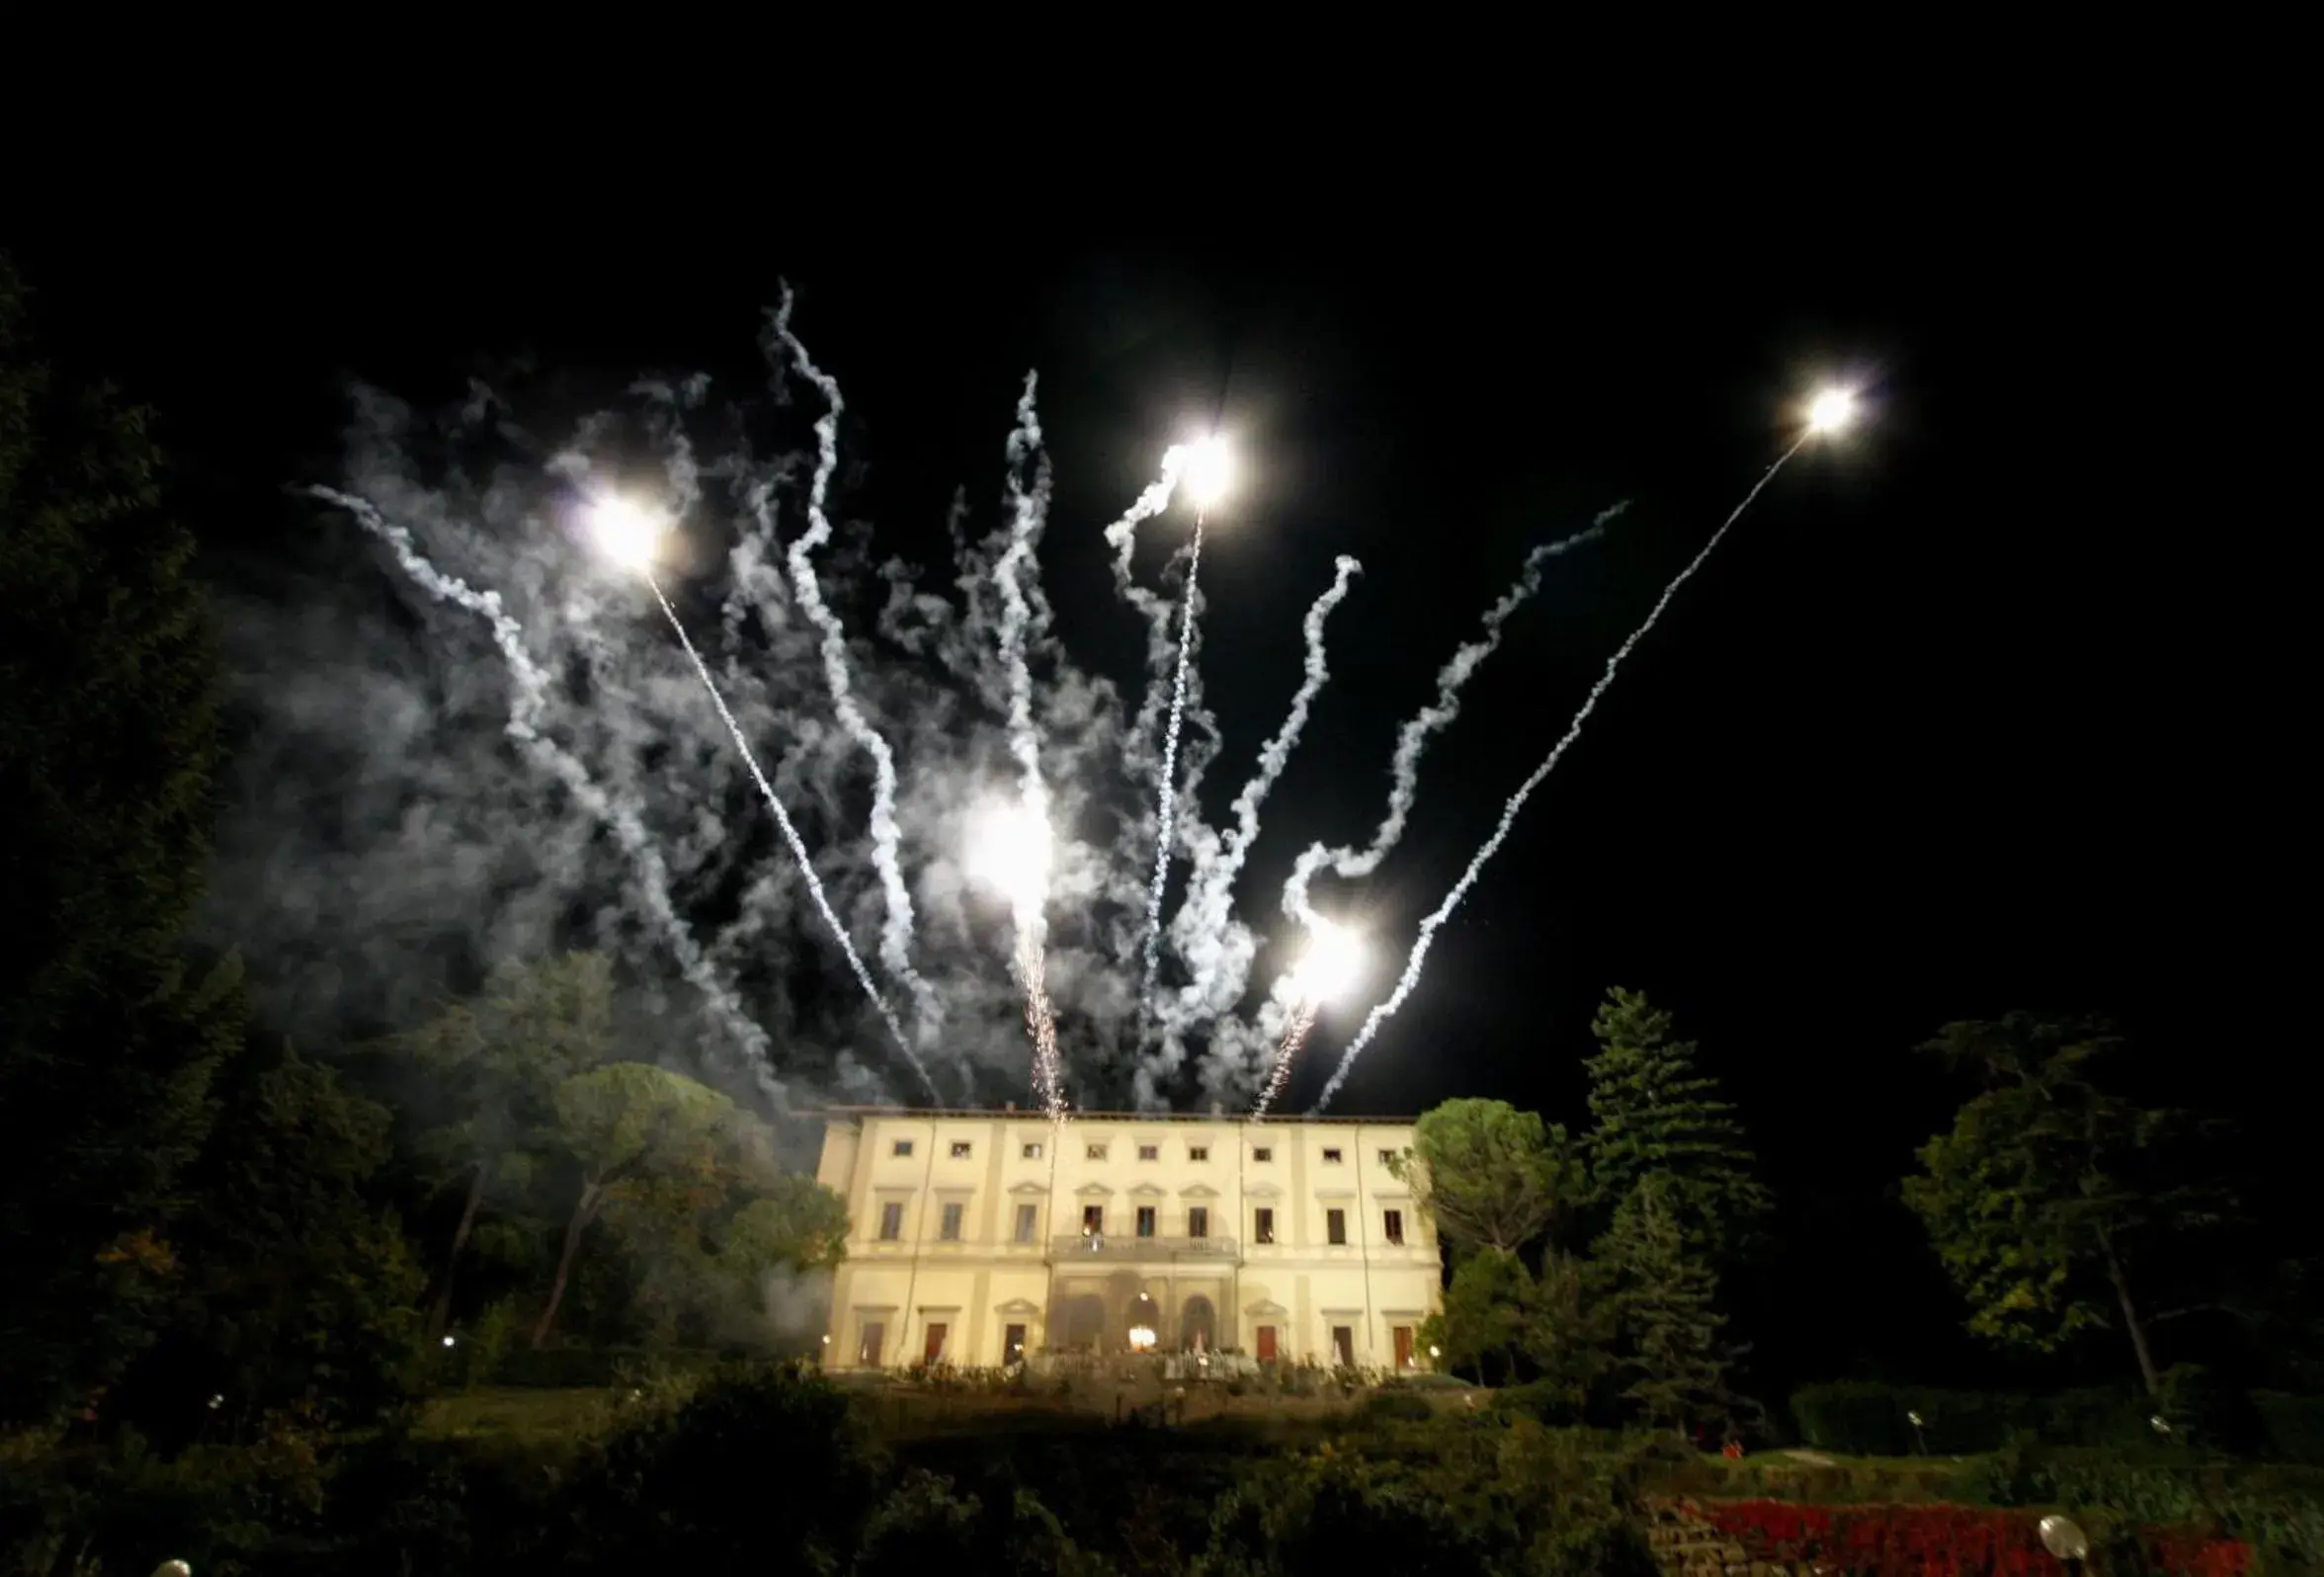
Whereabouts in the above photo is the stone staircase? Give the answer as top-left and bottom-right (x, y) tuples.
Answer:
(1642, 1499), (1823, 1577)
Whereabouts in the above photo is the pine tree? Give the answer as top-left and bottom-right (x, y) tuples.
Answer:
(1603, 1183), (1746, 1436)
(1584, 987), (1771, 1259)
(0, 255), (246, 1427)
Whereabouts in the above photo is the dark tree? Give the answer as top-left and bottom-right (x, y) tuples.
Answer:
(1584, 987), (1771, 1258)
(111, 1038), (425, 1442)
(0, 255), (247, 1428)
(1903, 1013), (2228, 1398)
(1601, 1182), (1748, 1437)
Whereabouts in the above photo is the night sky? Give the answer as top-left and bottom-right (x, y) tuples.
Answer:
(18, 223), (2293, 1394)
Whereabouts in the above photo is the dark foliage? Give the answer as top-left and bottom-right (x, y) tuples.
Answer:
(0, 252), (249, 1429)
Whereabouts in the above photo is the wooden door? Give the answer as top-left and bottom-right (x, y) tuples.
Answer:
(923, 1321), (948, 1365)
(1003, 1323), (1027, 1364)
(1393, 1325), (1414, 1370)
(1256, 1324), (1278, 1362)
(1332, 1326), (1354, 1367)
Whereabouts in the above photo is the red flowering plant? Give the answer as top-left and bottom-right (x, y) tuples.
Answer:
(1691, 1500), (2250, 1577)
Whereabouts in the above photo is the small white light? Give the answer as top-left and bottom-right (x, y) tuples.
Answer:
(208, 1394), (223, 1410)
(1807, 388), (1858, 435)
(820, 1334), (831, 1345)
(443, 1335), (456, 1348)
(1428, 1345), (1442, 1359)
(1907, 1410), (1923, 1427)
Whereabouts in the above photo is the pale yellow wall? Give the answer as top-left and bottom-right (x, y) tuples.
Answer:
(818, 1112), (1442, 1370)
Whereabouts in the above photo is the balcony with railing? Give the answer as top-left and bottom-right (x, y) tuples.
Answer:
(1048, 1233), (1240, 1264)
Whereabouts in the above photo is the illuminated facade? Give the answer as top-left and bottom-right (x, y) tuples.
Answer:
(813, 1108), (1442, 1371)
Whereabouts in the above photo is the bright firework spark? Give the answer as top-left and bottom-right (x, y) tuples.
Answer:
(585, 496), (664, 572)
(1253, 917), (1366, 1117)
(1182, 436), (1233, 510)
(581, 494), (939, 1100)
(1311, 434), (1812, 1111)
(966, 798), (1054, 921)
(1807, 387), (1859, 435)
(966, 798), (1064, 1117)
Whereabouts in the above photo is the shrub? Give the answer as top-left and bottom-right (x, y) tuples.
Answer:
(2254, 1392), (2324, 1466)
(1788, 1380), (2186, 1456)
(492, 1344), (721, 1389)
(1358, 1389), (1435, 1425)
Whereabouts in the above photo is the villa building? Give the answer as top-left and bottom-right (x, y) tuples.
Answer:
(812, 1107), (1442, 1371)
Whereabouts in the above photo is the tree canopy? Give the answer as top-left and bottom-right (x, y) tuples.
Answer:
(1389, 1098), (1585, 1257)
(1584, 987), (1770, 1258)
(1903, 1013), (2227, 1397)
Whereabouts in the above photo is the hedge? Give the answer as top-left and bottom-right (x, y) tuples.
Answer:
(1790, 1375), (2324, 1461)
(490, 1346), (726, 1389)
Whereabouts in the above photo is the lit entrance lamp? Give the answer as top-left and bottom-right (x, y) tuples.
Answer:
(2038, 1514), (2091, 1573)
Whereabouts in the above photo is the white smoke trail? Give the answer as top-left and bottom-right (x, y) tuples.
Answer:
(309, 486), (790, 1105)
(1283, 506), (1625, 926)
(642, 574), (938, 1102)
(1312, 445), (1805, 1110)
(994, 373), (1065, 1116)
(1138, 508), (1207, 1010)
(1163, 554), (1363, 1035)
(767, 290), (942, 1047)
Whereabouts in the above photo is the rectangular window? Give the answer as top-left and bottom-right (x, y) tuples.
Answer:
(1254, 1206), (1275, 1244)
(1378, 1149), (1398, 1168)
(1382, 1208), (1404, 1244)
(951, 1141), (972, 1158)
(1022, 1141), (1043, 1160)
(878, 1202), (904, 1240)
(1326, 1207), (1347, 1245)
(1004, 1323), (1028, 1364)
(1189, 1145), (1208, 1161)
(1137, 1144), (1159, 1161)
(892, 1139), (915, 1157)
(1015, 1203), (1038, 1243)
(1321, 1147), (1343, 1163)
(1332, 1325), (1355, 1367)
(1188, 1205), (1209, 1238)
(1252, 1146), (1273, 1162)
(860, 1320), (885, 1366)
(923, 1322), (949, 1366)
(1255, 1324), (1279, 1362)
(939, 1202), (963, 1241)
(1393, 1325), (1415, 1369)
(1135, 1205), (1157, 1237)
(1082, 1204), (1104, 1234)
(1086, 1143), (1108, 1161)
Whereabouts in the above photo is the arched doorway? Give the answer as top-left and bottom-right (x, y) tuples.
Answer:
(1124, 1290), (1161, 1352)
(1050, 1293), (1106, 1352)
(1180, 1294), (1217, 1352)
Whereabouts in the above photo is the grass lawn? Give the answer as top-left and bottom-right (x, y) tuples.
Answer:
(417, 1386), (617, 1455)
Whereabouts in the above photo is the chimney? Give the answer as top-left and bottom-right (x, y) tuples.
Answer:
(1210, 1102), (1223, 1116)
(1004, 1101), (1017, 1112)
